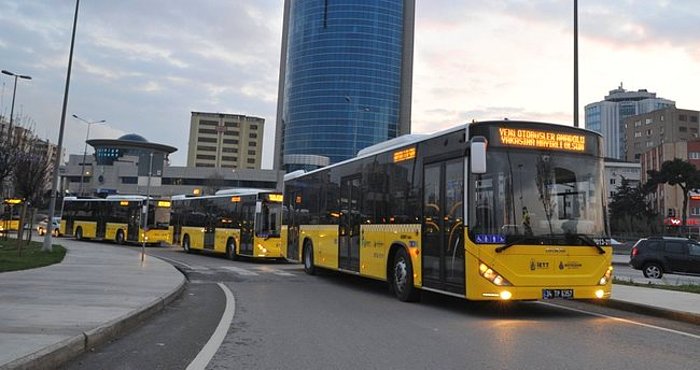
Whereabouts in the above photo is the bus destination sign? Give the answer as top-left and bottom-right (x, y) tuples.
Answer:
(393, 147), (416, 163)
(498, 128), (585, 152)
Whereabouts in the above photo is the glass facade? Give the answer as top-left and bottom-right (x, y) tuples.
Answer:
(281, 0), (409, 164)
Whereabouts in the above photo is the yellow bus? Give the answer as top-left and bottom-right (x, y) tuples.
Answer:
(284, 120), (613, 302)
(171, 190), (284, 260)
(60, 196), (173, 245)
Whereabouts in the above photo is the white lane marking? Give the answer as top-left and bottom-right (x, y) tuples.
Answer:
(221, 266), (259, 276)
(272, 271), (294, 276)
(150, 254), (193, 270)
(187, 282), (236, 370)
(538, 301), (700, 340)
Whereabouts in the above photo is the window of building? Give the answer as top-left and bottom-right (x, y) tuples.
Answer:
(248, 150), (256, 155)
(196, 154), (215, 160)
(660, 126), (665, 134)
(250, 124), (258, 130)
(645, 118), (653, 125)
(679, 126), (688, 132)
(610, 191), (615, 198)
(196, 163), (215, 167)
(646, 141), (654, 148)
(610, 178), (616, 185)
(691, 116), (699, 123)
(198, 128), (217, 135)
(660, 115), (665, 122)
(223, 139), (239, 145)
(222, 147), (238, 153)
(221, 156), (237, 161)
(199, 120), (218, 126)
(224, 131), (239, 136)
(249, 133), (258, 139)
(634, 131), (642, 138)
(224, 121), (239, 127)
(197, 145), (216, 152)
(646, 129), (652, 136)
(634, 120), (642, 127)
(199, 137), (217, 143)
(248, 142), (257, 147)
(247, 158), (256, 164)
(679, 114), (687, 121)
(690, 152), (700, 159)
(121, 177), (137, 184)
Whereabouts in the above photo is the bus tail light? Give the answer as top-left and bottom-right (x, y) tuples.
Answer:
(598, 266), (613, 285)
(479, 262), (512, 286)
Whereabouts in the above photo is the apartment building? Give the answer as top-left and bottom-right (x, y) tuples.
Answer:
(624, 107), (700, 161)
(187, 112), (264, 169)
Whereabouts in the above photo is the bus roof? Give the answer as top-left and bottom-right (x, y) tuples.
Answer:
(288, 120), (600, 180)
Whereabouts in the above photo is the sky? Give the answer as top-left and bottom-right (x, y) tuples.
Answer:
(0, 0), (698, 168)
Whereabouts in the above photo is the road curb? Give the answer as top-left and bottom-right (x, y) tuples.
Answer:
(0, 274), (187, 370)
(591, 298), (700, 326)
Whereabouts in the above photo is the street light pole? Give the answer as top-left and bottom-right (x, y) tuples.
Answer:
(44, 0), (80, 252)
(141, 152), (153, 262)
(573, 0), (579, 128)
(1, 70), (32, 142)
(72, 114), (105, 196)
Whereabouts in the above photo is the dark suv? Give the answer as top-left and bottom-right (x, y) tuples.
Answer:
(629, 236), (700, 278)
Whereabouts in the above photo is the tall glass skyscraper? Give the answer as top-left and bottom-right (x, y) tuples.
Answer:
(274, 0), (415, 170)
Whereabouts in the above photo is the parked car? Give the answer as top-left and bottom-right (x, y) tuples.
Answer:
(37, 217), (61, 237)
(629, 236), (700, 278)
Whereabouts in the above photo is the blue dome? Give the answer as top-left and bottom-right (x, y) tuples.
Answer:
(118, 133), (148, 142)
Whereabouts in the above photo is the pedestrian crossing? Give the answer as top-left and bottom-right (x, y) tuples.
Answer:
(184, 264), (302, 277)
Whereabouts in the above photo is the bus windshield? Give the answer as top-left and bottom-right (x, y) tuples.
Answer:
(149, 203), (171, 229)
(255, 200), (282, 238)
(468, 148), (607, 244)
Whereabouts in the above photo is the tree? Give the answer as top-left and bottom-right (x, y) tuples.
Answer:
(608, 177), (658, 235)
(13, 150), (50, 247)
(646, 158), (700, 231)
(0, 136), (21, 198)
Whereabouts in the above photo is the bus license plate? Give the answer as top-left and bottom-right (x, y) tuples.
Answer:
(542, 289), (574, 299)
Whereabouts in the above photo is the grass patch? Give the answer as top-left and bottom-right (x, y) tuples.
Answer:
(0, 239), (66, 273)
(613, 277), (700, 294)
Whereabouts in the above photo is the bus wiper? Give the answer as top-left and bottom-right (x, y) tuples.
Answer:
(570, 233), (606, 254)
(495, 236), (531, 253)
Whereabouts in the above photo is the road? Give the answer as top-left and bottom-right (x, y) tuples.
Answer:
(64, 244), (699, 370)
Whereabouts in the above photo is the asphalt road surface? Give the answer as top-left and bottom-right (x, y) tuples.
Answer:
(613, 261), (700, 286)
(63, 244), (699, 370)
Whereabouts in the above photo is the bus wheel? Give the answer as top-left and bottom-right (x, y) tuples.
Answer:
(303, 241), (316, 275)
(226, 238), (238, 261)
(391, 248), (420, 302)
(75, 227), (83, 240)
(116, 230), (125, 245)
(183, 235), (191, 253)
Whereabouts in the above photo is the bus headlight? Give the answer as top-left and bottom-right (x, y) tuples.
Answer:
(598, 266), (613, 285)
(479, 262), (512, 286)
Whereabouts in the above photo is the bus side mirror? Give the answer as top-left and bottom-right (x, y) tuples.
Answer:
(470, 136), (487, 174)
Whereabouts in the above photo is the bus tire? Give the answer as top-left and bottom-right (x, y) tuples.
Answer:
(303, 240), (316, 275)
(183, 235), (191, 253)
(391, 248), (420, 302)
(116, 230), (125, 245)
(75, 227), (83, 240)
(226, 237), (238, 261)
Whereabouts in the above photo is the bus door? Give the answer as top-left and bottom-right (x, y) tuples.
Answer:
(203, 222), (215, 250)
(422, 158), (465, 294)
(286, 192), (300, 260)
(339, 176), (361, 272)
(239, 201), (255, 255)
(127, 204), (141, 241)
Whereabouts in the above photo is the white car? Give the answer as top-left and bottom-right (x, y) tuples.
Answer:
(37, 218), (61, 236)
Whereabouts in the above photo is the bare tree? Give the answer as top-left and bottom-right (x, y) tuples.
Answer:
(13, 149), (50, 249)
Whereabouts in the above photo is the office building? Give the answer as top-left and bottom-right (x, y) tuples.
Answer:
(62, 134), (282, 197)
(187, 112), (264, 169)
(624, 107), (700, 161)
(275, 0), (415, 170)
(604, 158), (641, 205)
(585, 84), (674, 159)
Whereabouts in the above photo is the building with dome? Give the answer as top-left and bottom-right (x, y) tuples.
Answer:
(60, 133), (282, 197)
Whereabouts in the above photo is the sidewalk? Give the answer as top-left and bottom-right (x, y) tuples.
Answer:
(0, 238), (185, 370)
(0, 242), (696, 370)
